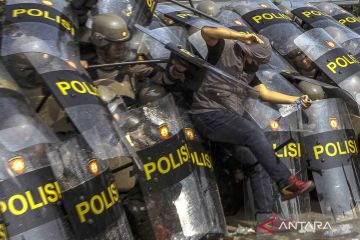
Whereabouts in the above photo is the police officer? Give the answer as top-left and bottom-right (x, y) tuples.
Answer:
(88, 13), (184, 107)
(184, 26), (315, 231)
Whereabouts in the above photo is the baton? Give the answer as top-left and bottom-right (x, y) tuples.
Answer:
(88, 58), (168, 69)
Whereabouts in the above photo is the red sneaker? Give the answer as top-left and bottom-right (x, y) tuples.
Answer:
(256, 213), (294, 234)
(280, 175), (315, 201)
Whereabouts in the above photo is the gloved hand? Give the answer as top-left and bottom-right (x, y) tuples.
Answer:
(128, 64), (155, 78)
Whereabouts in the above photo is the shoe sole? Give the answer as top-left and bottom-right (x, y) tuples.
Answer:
(281, 181), (315, 201)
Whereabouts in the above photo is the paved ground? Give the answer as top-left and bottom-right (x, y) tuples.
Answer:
(221, 204), (360, 240)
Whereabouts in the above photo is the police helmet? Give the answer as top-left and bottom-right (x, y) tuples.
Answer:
(196, 1), (220, 17)
(91, 14), (131, 47)
(297, 81), (325, 100)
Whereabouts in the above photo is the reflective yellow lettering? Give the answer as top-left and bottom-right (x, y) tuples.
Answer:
(143, 162), (156, 180)
(273, 144), (283, 158)
(71, 81), (87, 94)
(0, 201), (7, 214)
(25, 191), (43, 210)
(61, 19), (71, 31)
(8, 195), (28, 216)
(302, 11), (311, 18)
(314, 145), (324, 160)
(253, 15), (262, 24)
(288, 143), (298, 158)
(263, 13), (273, 20)
(90, 195), (104, 215)
(336, 57), (348, 67)
(101, 191), (114, 209)
(110, 183), (119, 202)
(326, 62), (337, 74)
(171, 152), (181, 170)
(339, 19), (346, 25)
(349, 140), (357, 153)
(38, 186), (49, 205)
(27, 9), (43, 17)
(56, 82), (71, 95)
(205, 154), (213, 168)
(12, 9), (26, 18)
(157, 156), (171, 174)
(325, 143), (337, 157)
(76, 202), (90, 223)
(43, 11), (56, 21)
(337, 142), (347, 155)
(45, 183), (58, 203)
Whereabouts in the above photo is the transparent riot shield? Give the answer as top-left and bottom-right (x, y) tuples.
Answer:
(301, 98), (360, 221)
(216, 9), (250, 29)
(0, 61), (74, 239)
(49, 135), (134, 240)
(244, 70), (310, 220)
(119, 94), (213, 240)
(316, 2), (360, 35)
(96, 0), (157, 27)
(142, 26), (189, 60)
(279, 1), (360, 59)
(294, 28), (360, 112)
(7, 0), (74, 18)
(94, 0), (132, 19)
(156, 4), (223, 30)
(179, 113), (227, 237)
(1, 1), (127, 161)
(229, 0), (303, 57)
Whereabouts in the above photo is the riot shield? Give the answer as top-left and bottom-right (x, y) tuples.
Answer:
(260, 50), (297, 73)
(229, 0), (303, 57)
(279, 1), (360, 59)
(0, 61), (74, 239)
(155, 3), (220, 59)
(156, 4), (223, 29)
(294, 28), (360, 112)
(244, 70), (311, 220)
(94, 0), (133, 19)
(179, 113), (227, 237)
(1, 1), (127, 161)
(49, 135), (134, 240)
(301, 98), (360, 221)
(141, 26), (188, 60)
(316, 2), (360, 35)
(95, 0), (157, 27)
(119, 94), (213, 239)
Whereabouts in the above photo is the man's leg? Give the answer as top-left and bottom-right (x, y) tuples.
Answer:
(192, 110), (291, 188)
(233, 146), (273, 222)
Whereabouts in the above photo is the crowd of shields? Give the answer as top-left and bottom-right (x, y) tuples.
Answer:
(2, 0), (360, 239)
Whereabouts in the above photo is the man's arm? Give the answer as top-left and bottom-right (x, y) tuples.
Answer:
(255, 84), (311, 108)
(201, 26), (264, 46)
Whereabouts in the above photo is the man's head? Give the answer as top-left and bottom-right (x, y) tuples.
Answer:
(239, 35), (272, 74)
(91, 14), (131, 62)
